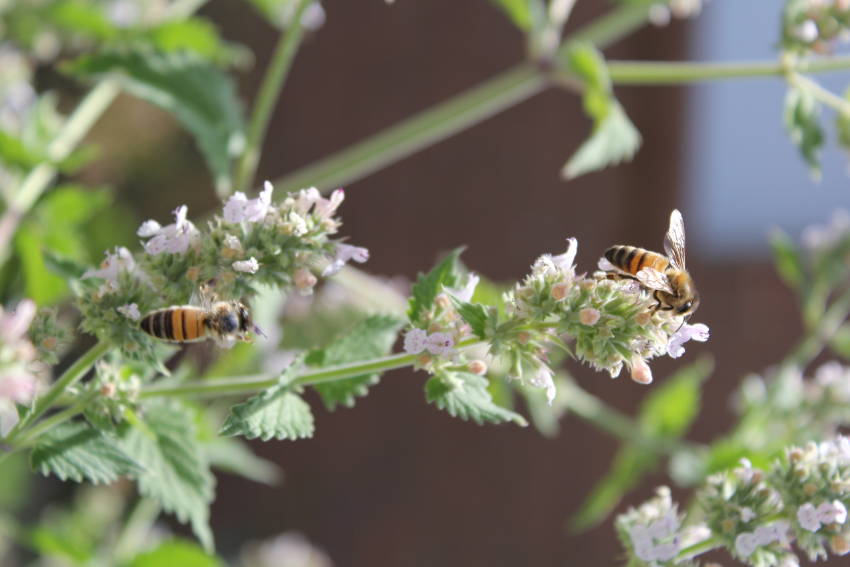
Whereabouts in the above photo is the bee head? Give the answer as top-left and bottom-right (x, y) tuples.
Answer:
(676, 292), (700, 317)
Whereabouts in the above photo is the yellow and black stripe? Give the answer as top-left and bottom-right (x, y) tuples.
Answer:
(140, 307), (207, 343)
(605, 245), (669, 276)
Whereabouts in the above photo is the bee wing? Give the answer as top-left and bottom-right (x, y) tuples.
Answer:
(636, 267), (675, 294)
(663, 209), (687, 269)
(191, 279), (218, 309)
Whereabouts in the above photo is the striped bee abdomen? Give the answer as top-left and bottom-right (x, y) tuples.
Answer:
(605, 245), (669, 276)
(140, 306), (207, 343)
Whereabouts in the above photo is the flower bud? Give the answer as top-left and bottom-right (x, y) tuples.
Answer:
(630, 355), (653, 385)
(634, 311), (652, 326)
(579, 308), (601, 326)
(100, 382), (116, 397)
(468, 360), (487, 375)
(294, 268), (318, 294)
(551, 282), (570, 301)
(517, 331), (531, 345)
(830, 534), (850, 555)
(434, 294), (451, 310)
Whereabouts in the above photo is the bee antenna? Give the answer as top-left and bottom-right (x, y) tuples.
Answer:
(252, 323), (268, 339)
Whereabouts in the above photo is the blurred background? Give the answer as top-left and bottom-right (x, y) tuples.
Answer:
(7, 0), (850, 565)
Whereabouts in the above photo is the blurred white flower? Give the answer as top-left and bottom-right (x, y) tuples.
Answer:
(224, 182), (274, 224)
(798, 502), (822, 532)
(445, 273), (479, 303)
(233, 257), (260, 274)
(735, 532), (759, 557)
(667, 322), (710, 359)
(240, 532), (332, 567)
(117, 303), (141, 321)
(0, 299), (42, 436)
(527, 363), (556, 405)
(321, 243), (369, 276)
(403, 328), (428, 354)
(82, 247), (137, 294)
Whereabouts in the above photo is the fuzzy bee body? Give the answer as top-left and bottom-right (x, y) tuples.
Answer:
(602, 210), (700, 317)
(140, 298), (255, 347)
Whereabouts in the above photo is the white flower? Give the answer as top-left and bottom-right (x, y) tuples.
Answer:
(798, 502), (822, 532)
(445, 273), (479, 303)
(528, 363), (556, 405)
(117, 303), (141, 321)
(735, 458), (755, 483)
(648, 511), (680, 540)
(233, 257), (260, 274)
(653, 541), (678, 562)
(292, 187), (321, 214)
(735, 532), (759, 557)
(223, 182), (273, 224)
(403, 329), (428, 354)
(82, 247), (137, 293)
(754, 524), (775, 545)
(321, 243), (370, 276)
(740, 507), (756, 522)
(139, 205), (199, 255)
(666, 322), (710, 358)
(552, 237), (577, 273)
(648, 3), (671, 26)
(314, 188), (345, 220)
(425, 332), (454, 356)
(796, 19), (819, 42)
(598, 256), (616, 271)
(533, 238), (577, 279)
(240, 532), (332, 567)
(817, 500), (847, 525)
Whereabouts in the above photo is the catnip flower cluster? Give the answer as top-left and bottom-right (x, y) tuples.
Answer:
(618, 436), (850, 566)
(76, 181), (367, 363)
(782, 0), (850, 53)
(0, 299), (45, 436)
(402, 238), (709, 404)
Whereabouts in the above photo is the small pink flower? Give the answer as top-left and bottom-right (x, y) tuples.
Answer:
(0, 299), (36, 342)
(313, 188), (345, 220)
(667, 322), (710, 359)
(403, 329), (428, 354)
(0, 373), (37, 403)
(425, 332), (454, 356)
(223, 182), (273, 223)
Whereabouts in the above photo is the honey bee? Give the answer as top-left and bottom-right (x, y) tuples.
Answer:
(140, 282), (262, 347)
(603, 209), (699, 317)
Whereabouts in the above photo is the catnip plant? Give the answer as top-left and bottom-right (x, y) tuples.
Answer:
(2, 0), (850, 565)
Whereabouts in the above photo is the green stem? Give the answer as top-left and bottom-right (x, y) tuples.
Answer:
(3, 341), (109, 446)
(782, 285), (850, 372)
(13, 392), (97, 449)
(0, 80), (120, 266)
(559, 378), (690, 454)
(234, 0), (312, 192)
(271, 1), (654, 193)
(605, 55), (850, 84)
(788, 71), (850, 116)
(111, 498), (161, 563)
(675, 536), (721, 561)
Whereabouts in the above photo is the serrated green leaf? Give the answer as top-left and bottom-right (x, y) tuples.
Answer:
(310, 314), (404, 410)
(128, 540), (224, 567)
(769, 229), (804, 291)
(204, 437), (282, 485)
(487, 0), (532, 31)
(785, 85), (824, 177)
(408, 248), (464, 325)
(562, 102), (641, 179)
(638, 357), (712, 437)
(426, 372), (527, 426)
(121, 402), (215, 551)
(30, 421), (144, 484)
(66, 50), (244, 194)
(220, 359), (314, 441)
(449, 296), (489, 339)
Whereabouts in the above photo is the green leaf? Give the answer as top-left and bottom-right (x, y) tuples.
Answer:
(15, 225), (67, 305)
(638, 357), (712, 437)
(220, 359), (314, 442)
(572, 359), (711, 531)
(0, 452), (31, 512)
(408, 248), (464, 325)
(121, 402), (215, 551)
(426, 372), (527, 426)
(308, 314), (404, 410)
(487, 0), (532, 31)
(562, 102), (641, 179)
(449, 296), (489, 339)
(204, 437), (282, 485)
(128, 540), (224, 567)
(571, 446), (652, 532)
(561, 43), (641, 179)
(769, 229), (804, 291)
(830, 324), (850, 360)
(49, 0), (117, 42)
(146, 18), (232, 63)
(30, 421), (144, 484)
(785, 85), (824, 177)
(66, 50), (244, 194)
(837, 88), (850, 154)
(0, 129), (46, 169)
